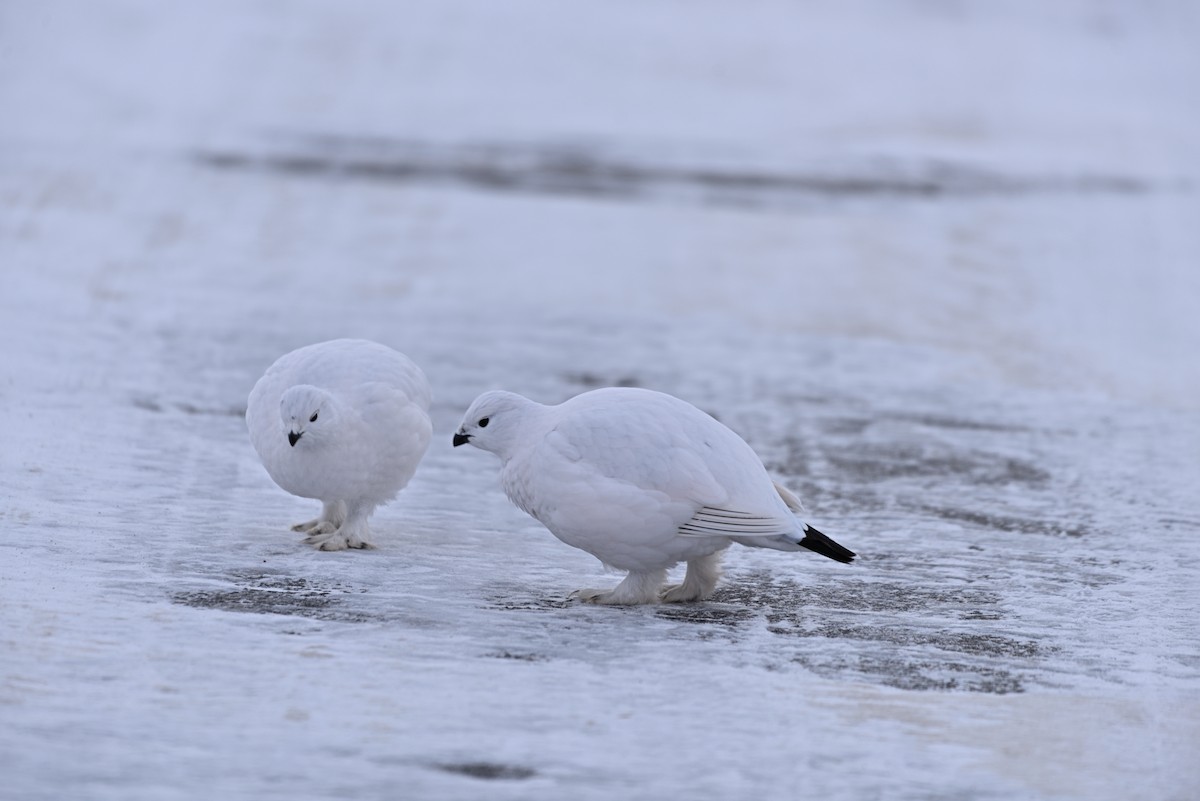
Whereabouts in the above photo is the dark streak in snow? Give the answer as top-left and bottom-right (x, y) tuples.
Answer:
(434, 762), (537, 780)
(192, 136), (1158, 213)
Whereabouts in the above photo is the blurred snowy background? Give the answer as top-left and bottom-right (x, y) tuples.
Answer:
(2, 1), (1198, 799)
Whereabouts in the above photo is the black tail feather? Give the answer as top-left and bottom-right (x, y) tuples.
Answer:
(799, 525), (856, 564)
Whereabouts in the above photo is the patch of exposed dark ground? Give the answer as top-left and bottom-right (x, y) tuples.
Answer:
(132, 395), (246, 418)
(562, 371), (642, 389)
(798, 654), (1027, 694)
(654, 604), (756, 628)
(824, 445), (1050, 487)
(913, 504), (1088, 538)
(488, 594), (575, 612)
(433, 761), (537, 781)
(171, 569), (373, 622)
(193, 135), (1157, 213)
(772, 430), (1052, 490)
(485, 650), (550, 662)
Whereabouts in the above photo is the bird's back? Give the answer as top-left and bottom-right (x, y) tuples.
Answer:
(534, 388), (790, 519)
(277, 340), (429, 407)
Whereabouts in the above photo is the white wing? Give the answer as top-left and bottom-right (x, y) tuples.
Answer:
(541, 389), (800, 540)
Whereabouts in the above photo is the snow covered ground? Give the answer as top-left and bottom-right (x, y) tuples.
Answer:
(2, 1), (1199, 799)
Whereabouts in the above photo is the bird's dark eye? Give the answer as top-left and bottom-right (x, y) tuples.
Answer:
(478, 417), (490, 428)
(310, 412), (319, 422)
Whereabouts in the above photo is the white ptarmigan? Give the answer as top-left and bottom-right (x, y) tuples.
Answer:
(246, 339), (432, 551)
(453, 387), (854, 604)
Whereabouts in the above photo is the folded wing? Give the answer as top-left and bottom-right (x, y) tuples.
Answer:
(678, 506), (796, 538)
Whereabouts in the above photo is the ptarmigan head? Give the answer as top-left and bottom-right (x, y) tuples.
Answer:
(280, 384), (335, 448)
(453, 390), (534, 458)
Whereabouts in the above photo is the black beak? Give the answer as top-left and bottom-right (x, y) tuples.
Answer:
(452, 432), (470, 447)
(288, 431), (302, 447)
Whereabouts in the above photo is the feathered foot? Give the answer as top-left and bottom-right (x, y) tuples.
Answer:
(291, 501), (346, 537)
(574, 569), (667, 605)
(305, 531), (375, 551)
(301, 523), (338, 546)
(661, 552), (723, 603)
(306, 506), (375, 551)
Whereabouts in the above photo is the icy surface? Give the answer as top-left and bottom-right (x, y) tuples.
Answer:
(2, 2), (1199, 799)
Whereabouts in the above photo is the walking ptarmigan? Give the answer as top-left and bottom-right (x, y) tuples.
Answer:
(453, 387), (854, 603)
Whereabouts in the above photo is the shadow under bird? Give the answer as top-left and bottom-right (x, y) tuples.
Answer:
(454, 387), (855, 604)
(246, 339), (432, 550)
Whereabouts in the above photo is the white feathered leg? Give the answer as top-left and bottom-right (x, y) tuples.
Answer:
(293, 500), (346, 536)
(307, 502), (376, 551)
(576, 569), (667, 605)
(661, 552), (723, 603)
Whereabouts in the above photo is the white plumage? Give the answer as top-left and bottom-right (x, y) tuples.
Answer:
(247, 339), (432, 551)
(453, 387), (855, 604)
